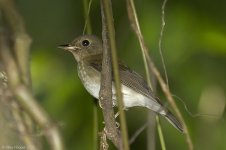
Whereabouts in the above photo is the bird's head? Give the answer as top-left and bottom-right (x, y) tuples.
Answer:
(58, 35), (103, 62)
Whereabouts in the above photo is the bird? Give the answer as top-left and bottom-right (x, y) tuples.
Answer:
(58, 35), (184, 133)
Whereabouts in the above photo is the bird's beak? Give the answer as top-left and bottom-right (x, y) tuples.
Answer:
(58, 44), (75, 51)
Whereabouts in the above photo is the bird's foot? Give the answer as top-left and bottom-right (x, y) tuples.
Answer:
(98, 99), (104, 109)
(115, 121), (120, 128)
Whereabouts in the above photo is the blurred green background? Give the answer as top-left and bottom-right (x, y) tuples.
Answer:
(16, 0), (226, 149)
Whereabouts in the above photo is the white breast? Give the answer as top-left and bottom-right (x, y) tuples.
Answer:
(78, 64), (101, 99)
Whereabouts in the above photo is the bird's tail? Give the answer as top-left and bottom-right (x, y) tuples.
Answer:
(163, 111), (184, 133)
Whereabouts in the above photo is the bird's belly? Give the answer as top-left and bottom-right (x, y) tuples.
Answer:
(78, 64), (162, 111)
(79, 70), (149, 108)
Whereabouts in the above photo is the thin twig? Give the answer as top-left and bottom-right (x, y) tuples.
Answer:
(156, 116), (166, 150)
(83, 0), (93, 35)
(147, 111), (156, 150)
(129, 122), (149, 145)
(126, 0), (152, 88)
(101, 0), (130, 149)
(159, 0), (169, 87)
(147, 74), (157, 150)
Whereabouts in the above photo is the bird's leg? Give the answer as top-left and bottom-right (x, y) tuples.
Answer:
(115, 121), (120, 128)
(98, 99), (104, 109)
(114, 112), (119, 118)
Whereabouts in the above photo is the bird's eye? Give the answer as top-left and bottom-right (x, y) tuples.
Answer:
(82, 40), (90, 47)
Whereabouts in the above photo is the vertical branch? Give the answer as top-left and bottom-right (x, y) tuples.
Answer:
(155, 2), (168, 149)
(158, 0), (168, 87)
(147, 80), (157, 150)
(83, 0), (93, 34)
(99, 0), (121, 149)
(100, 0), (130, 149)
(156, 116), (166, 150)
(147, 113), (156, 150)
(126, 0), (152, 87)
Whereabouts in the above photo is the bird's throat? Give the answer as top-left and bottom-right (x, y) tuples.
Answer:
(77, 61), (101, 100)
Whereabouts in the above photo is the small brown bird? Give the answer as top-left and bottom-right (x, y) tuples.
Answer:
(59, 35), (183, 133)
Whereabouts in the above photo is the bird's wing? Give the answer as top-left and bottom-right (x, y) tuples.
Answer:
(90, 60), (161, 104)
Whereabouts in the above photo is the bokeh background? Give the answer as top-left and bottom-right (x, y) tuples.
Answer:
(15, 0), (226, 149)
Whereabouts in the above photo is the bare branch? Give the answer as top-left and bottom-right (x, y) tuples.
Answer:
(100, 0), (130, 149)
(99, 0), (121, 149)
(83, 0), (93, 35)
